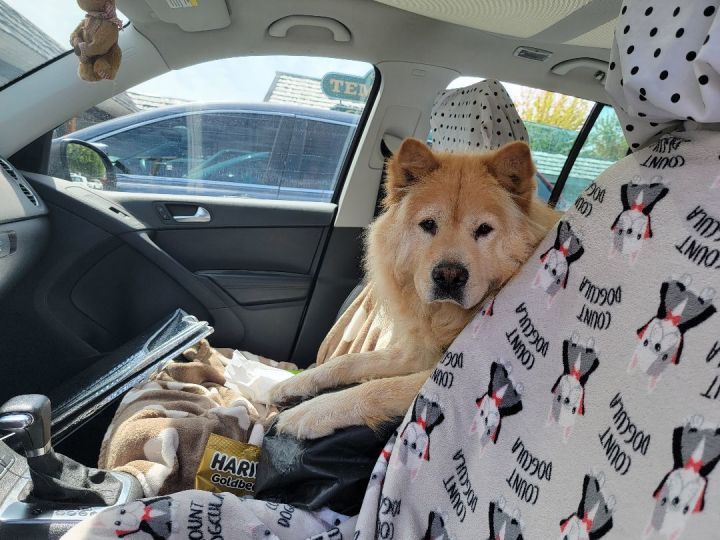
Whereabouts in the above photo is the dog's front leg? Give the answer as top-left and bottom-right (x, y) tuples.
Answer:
(274, 370), (431, 439)
(269, 348), (419, 406)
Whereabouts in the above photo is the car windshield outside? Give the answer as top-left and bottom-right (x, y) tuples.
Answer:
(0, 0), (126, 88)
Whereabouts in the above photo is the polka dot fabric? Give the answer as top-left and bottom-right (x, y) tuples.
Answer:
(605, 0), (720, 150)
(430, 79), (528, 153)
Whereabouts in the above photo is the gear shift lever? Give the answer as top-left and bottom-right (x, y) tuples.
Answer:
(0, 394), (141, 506)
(0, 395), (56, 469)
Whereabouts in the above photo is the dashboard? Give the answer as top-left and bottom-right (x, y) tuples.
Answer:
(0, 158), (49, 298)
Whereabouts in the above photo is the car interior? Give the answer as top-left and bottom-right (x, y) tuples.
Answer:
(0, 0), (680, 537)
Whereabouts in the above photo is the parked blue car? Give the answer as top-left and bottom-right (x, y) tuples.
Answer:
(52, 103), (360, 203)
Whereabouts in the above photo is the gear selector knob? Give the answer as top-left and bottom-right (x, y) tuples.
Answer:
(0, 394), (52, 458)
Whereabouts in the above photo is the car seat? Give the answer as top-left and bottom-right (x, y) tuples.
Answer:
(353, 2), (720, 539)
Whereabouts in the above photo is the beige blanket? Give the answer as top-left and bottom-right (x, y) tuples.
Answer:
(101, 284), (388, 496)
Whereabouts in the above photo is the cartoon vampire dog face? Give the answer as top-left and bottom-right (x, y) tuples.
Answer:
(489, 497), (524, 540)
(534, 221), (584, 304)
(610, 176), (668, 264)
(559, 472), (615, 540)
(549, 333), (600, 441)
(101, 496), (173, 539)
(630, 274), (716, 391)
(470, 360), (523, 451)
(648, 416), (720, 540)
(424, 510), (454, 540)
(398, 394), (445, 480)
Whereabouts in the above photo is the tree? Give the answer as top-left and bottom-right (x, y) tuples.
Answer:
(516, 88), (592, 130)
(67, 143), (105, 180)
(580, 114), (627, 161)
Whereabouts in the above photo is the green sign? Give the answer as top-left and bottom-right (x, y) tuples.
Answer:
(321, 70), (374, 102)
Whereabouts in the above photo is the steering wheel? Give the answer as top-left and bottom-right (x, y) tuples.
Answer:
(113, 160), (130, 174)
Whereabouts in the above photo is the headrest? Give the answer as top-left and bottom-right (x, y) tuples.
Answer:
(605, 0), (720, 150)
(430, 80), (528, 153)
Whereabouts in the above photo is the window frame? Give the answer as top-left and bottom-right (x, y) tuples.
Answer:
(548, 102), (606, 208)
(329, 65), (381, 205)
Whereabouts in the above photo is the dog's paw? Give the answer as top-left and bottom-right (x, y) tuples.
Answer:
(274, 393), (360, 439)
(268, 374), (317, 407)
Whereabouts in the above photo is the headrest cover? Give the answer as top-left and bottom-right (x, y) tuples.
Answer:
(431, 79), (528, 153)
(604, 0), (720, 149)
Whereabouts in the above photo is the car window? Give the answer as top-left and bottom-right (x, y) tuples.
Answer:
(50, 56), (376, 202)
(96, 116), (190, 177)
(557, 106), (627, 210)
(281, 118), (353, 199)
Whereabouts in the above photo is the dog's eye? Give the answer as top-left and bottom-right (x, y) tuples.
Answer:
(474, 223), (494, 240)
(419, 219), (437, 235)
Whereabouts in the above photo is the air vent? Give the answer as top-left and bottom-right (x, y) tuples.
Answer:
(0, 158), (18, 181)
(0, 158), (39, 206)
(18, 183), (39, 206)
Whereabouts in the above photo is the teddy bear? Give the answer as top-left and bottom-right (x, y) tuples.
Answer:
(69, 0), (123, 82)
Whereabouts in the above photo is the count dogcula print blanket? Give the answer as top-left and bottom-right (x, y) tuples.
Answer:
(63, 0), (720, 538)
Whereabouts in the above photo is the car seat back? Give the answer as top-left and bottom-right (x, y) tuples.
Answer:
(354, 2), (720, 538)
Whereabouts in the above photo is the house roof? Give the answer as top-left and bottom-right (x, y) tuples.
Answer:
(533, 150), (614, 181)
(265, 72), (364, 114)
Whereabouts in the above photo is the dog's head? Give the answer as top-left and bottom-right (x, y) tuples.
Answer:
(370, 138), (538, 310)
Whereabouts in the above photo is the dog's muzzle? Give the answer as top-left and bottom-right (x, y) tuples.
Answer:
(431, 261), (468, 303)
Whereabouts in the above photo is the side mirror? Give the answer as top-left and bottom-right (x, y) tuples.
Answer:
(51, 139), (117, 191)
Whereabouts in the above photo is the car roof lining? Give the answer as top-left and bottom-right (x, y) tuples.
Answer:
(116, 0), (615, 103)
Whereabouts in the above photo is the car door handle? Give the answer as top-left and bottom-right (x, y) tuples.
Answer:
(172, 206), (211, 223)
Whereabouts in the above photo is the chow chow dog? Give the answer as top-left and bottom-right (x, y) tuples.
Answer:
(269, 138), (559, 438)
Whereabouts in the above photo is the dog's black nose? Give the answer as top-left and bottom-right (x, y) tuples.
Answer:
(432, 262), (469, 290)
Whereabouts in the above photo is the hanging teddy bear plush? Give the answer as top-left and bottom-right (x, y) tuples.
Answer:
(69, 0), (123, 82)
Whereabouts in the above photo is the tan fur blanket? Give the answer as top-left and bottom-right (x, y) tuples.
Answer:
(101, 284), (387, 496)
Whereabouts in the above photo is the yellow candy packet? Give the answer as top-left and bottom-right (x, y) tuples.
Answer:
(195, 432), (261, 497)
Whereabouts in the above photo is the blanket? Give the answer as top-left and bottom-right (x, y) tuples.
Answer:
(316, 283), (391, 363)
(98, 284), (386, 497)
(98, 340), (270, 497)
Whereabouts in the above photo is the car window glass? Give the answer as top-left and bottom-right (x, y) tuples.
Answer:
(0, 1), (126, 88)
(557, 106), (627, 210)
(50, 56), (375, 202)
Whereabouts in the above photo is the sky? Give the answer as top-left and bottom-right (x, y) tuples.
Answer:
(3, 0), (372, 102)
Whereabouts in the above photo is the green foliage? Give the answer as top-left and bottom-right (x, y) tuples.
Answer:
(516, 89), (593, 130)
(579, 114), (627, 161)
(67, 143), (105, 179)
(525, 122), (576, 155)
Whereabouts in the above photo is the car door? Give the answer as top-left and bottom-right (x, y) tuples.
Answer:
(0, 57), (377, 403)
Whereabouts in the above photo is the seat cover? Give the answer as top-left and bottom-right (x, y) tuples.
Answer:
(605, 0), (720, 150)
(352, 2), (720, 539)
(430, 79), (528, 153)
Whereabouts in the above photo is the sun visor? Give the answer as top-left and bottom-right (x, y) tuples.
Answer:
(140, 0), (231, 32)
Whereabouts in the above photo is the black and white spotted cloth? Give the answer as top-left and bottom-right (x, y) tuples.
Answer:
(606, 0), (720, 150)
(430, 79), (528, 153)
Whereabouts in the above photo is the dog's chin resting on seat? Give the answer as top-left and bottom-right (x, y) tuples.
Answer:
(269, 138), (559, 439)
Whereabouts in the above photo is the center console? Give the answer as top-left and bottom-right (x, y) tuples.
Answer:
(0, 309), (213, 539)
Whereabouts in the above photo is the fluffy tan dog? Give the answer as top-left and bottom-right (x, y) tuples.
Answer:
(270, 138), (559, 438)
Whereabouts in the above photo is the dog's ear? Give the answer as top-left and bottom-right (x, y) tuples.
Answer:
(488, 141), (536, 212)
(386, 138), (439, 204)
